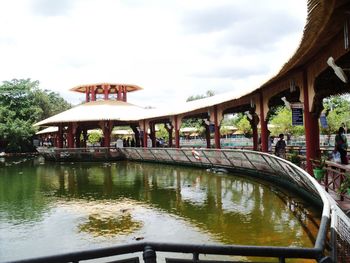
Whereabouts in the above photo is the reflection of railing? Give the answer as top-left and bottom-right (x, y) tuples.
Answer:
(31, 147), (350, 263)
(36, 147), (123, 161)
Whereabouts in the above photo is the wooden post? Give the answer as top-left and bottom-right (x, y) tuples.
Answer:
(85, 87), (90, 102)
(259, 92), (268, 152)
(91, 86), (96, 101)
(303, 71), (320, 174)
(174, 115), (180, 148)
(104, 84), (109, 100)
(214, 105), (221, 149)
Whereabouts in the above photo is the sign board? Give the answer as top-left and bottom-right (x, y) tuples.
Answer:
(291, 103), (303, 126)
(320, 113), (328, 128)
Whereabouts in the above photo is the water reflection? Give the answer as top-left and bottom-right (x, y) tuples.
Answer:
(0, 157), (321, 261)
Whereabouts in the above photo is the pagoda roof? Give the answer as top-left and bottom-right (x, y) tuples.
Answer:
(70, 83), (142, 93)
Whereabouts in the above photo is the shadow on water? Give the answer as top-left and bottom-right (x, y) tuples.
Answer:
(0, 157), (322, 262)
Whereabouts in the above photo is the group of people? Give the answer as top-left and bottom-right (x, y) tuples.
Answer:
(272, 126), (349, 165)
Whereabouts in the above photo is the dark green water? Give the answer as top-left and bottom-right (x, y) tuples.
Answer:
(0, 156), (321, 262)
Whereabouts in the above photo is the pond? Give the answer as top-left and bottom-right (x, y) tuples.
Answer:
(0, 156), (321, 262)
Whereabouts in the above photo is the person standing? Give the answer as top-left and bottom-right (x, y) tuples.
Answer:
(335, 127), (348, 164)
(275, 133), (286, 158)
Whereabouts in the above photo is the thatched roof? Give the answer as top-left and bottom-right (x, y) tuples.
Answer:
(34, 100), (149, 126)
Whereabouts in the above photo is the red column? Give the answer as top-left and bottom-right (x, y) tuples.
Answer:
(57, 124), (63, 148)
(303, 71), (320, 174)
(205, 124), (211, 148)
(91, 86), (96, 101)
(252, 117), (258, 151)
(259, 92), (268, 152)
(214, 105), (221, 149)
(165, 123), (173, 147)
(104, 85), (109, 100)
(123, 86), (127, 102)
(143, 120), (148, 148)
(117, 86), (122, 101)
(150, 123), (156, 147)
(85, 87), (90, 102)
(67, 123), (74, 148)
(103, 121), (111, 147)
(175, 115), (180, 148)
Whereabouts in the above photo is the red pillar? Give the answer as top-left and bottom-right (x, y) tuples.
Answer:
(104, 85), (109, 100)
(205, 124), (211, 148)
(85, 87), (90, 102)
(143, 120), (148, 148)
(67, 123), (74, 148)
(91, 86), (96, 101)
(259, 92), (268, 152)
(57, 124), (63, 148)
(303, 71), (320, 174)
(252, 117), (258, 151)
(103, 121), (111, 147)
(150, 122), (156, 147)
(214, 105), (221, 149)
(123, 86), (127, 102)
(165, 123), (173, 147)
(175, 115), (180, 148)
(117, 86), (122, 101)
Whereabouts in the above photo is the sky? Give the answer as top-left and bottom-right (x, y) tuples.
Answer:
(0, 0), (307, 108)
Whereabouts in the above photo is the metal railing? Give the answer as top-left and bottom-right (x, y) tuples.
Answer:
(27, 147), (350, 263)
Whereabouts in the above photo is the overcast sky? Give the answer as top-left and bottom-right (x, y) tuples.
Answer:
(0, 0), (307, 107)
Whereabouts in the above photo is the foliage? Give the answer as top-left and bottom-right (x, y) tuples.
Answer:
(186, 90), (215, 102)
(0, 79), (71, 152)
(88, 131), (102, 146)
(235, 116), (252, 137)
(322, 95), (350, 135)
(288, 150), (301, 166)
(156, 124), (169, 142)
(339, 173), (350, 193)
(269, 106), (304, 136)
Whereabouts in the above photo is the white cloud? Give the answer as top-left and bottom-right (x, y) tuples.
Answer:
(0, 0), (307, 107)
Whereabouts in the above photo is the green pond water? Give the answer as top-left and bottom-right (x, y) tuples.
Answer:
(0, 156), (321, 262)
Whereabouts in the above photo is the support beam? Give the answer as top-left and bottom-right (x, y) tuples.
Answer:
(174, 115), (180, 148)
(205, 123), (211, 148)
(117, 86), (122, 101)
(67, 123), (74, 148)
(131, 124), (141, 147)
(143, 119), (148, 148)
(85, 87), (90, 102)
(104, 84), (109, 100)
(165, 123), (173, 147)
(259, 92), (268, 152)
(303, 71), (320, 175)
(214, 105), (221, 149)
(57, 124), (63, 148)
(91, 86), (96, 101)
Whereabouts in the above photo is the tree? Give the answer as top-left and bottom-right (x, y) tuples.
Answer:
(269, 106), (304, 136)
(322, 95), (350, 134)
(186, 90), (215, 102)
(0, 79), (71, 152)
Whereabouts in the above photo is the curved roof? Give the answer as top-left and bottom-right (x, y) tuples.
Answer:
(70, 83), (143, 93)
(34, 100), (149, 126)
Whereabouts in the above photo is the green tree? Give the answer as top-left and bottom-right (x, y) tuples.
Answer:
(0, 79), (71, 152)
(235, 116), (252, 137)
(88, 131), (102, 146)
(322, 95), (350, 134)
(269, 106), (304, 136)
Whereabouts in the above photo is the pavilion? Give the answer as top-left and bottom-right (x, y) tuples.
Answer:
(35, 0), (350, 175)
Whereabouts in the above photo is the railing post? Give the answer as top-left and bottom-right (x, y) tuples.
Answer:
(143, 245), (157, 263)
